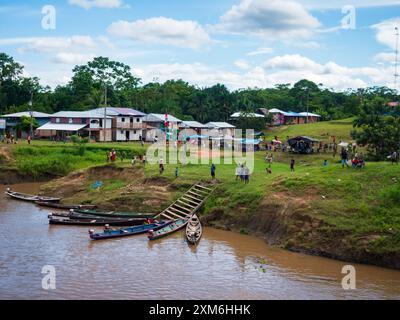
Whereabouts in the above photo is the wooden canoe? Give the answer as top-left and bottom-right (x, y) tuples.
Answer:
(50, 211), (153, 222)
(186, 214), (203, 245)
(48, 215), (147, 226)
(148, 218), (188, 241)
(89, 221), (172, 240)
(73, 209), (156, 219)
(5, 189), (61, 203)
(36, 201), (97, 210)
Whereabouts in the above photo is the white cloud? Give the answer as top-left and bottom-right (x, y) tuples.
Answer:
(234, 59), (251, 70)
(107, 17), (212, 49)
(53, 52), (96, 65)
(214, 0), (321, 40)
(69, 0), (125, 10)
(130, 53), (395, 91)
(246, 47), (273, 56)
(371, 18), (400, 50)
(373, 52), (396, 64)
(0, 36), (98, 53)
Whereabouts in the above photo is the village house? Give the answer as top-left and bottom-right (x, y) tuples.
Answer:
(204, 122), (236, 138)
(179, 121), (208, 140)
(143, 113), (182, 141)
(36, 110), (113, 142)
(92, 107), (146, 142)
(1, 111), (52, 139)
(268, 108), (321, 126)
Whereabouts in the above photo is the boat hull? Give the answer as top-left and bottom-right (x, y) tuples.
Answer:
(5, 190), (60, 203)
(49, 216), (147, 226)
(36, 202), (96, 210)
(148, 219), (188, 241)
(74, 209), (156, 219)
(90, 221), (172, 240)
(186, 214), (203, 245)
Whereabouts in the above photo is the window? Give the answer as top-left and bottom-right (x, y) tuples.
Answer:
(121, 118), (125, 122)
(56, 118), (60, 123)
(136, 118), (140, 122)
(134, 130), (137, 134)
(121, 130), (124, 134)
(130, 118), (134, 123)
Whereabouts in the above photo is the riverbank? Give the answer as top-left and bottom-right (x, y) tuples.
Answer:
(37, 158), (400, 270)
(0, 122), (399, 269)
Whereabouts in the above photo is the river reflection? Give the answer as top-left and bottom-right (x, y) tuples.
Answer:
(0, 183), (399, 300)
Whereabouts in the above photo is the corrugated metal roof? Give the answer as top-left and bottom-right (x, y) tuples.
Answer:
(205, 122), (236, 129)
(230, 112), (265, 118)
(37, 123), (88, 131)
(143, 113), (182, 123)
(181, 121), (207, 128)
(93, 107), (146, 117)
(51, 110), (112, 119)
(1, 111), (51, 118)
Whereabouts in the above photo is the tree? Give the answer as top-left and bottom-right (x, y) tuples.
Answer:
(235, 111), (269, 132)
(15, 116), (39, 133)
(351, 98), (400, 160)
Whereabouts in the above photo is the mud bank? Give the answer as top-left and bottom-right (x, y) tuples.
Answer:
(204, 192), (400, 270)
(39, 165), (400, 270)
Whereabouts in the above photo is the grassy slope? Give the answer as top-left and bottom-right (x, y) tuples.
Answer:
(1, 119), (399, 267)
(264, 118), (355, 142)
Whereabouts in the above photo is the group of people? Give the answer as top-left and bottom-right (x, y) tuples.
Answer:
(235, 164), (251, 184)
(0, 133), (17, 144)
(107, 149), (117, 162)
(340, 148), (365, 169)
(131, 154), (147, 167)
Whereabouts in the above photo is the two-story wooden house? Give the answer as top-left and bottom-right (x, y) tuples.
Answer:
(92, 108), (146, 141)
(36, 110), (113, 141)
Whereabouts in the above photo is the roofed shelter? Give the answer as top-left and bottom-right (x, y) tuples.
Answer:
(287, 136), (319, 154)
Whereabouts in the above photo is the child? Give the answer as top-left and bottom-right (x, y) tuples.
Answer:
(323, 159), (328, 167)
(290, 159), (295, 172)
(266, 165), (272, 174)
(175, 167), (179, 179)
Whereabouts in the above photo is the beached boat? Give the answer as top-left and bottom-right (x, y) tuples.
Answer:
(5, 189), (61, 203)
(73, 209), (156, 219)
(48, 215), (147, 226)
(89, 221), (172, 240)
(186, 214), (202, 245)
(148, 218), (188, 241)
(50, 211), (152, 222)
(36, 201), (97, 210)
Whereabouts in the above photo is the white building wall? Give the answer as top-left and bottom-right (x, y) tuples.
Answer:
(116, 129), (143, 141)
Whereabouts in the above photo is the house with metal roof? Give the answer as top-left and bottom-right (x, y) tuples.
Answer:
(92, 107), (146, 141)
(1, 111), (52, 139)
(143, 113), (182, 142)
(268, 109), (321, 125)
(36, 110), (113, 142)
(204, 122), (236, 138)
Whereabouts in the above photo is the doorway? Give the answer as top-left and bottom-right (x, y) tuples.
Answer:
(125, 130), (130, 141)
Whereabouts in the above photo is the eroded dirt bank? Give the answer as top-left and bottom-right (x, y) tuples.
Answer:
(39, 165), (400, 270)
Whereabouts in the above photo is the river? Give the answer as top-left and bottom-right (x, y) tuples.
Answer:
(0, 183), (399, 300)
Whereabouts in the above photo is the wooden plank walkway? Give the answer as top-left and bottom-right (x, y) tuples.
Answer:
(155, 182), (216, 221)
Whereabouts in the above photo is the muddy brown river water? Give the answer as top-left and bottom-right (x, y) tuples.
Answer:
(0, 183), (399, 300)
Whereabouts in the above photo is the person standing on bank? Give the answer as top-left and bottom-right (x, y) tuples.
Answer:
(211, 164), (216, 179)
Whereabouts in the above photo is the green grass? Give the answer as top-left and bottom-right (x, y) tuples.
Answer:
(264, 117), (356, 142)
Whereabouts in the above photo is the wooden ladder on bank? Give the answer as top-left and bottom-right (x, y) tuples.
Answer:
(155, 182), (216, 221)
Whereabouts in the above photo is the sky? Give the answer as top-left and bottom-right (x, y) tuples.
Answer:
(0, 0), (399, 91)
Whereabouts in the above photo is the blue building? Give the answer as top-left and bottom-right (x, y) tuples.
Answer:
(0, 111), (52, 139)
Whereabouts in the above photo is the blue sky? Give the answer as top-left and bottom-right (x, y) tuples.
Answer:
(0, 0), (399, 91)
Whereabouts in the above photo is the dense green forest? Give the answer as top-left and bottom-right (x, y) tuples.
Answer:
(0, 53), (399, 123)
